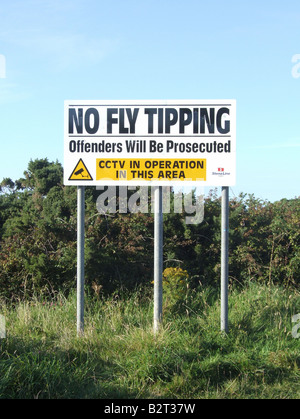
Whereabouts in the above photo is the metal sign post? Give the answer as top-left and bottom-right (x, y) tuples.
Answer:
(221, 186), (229, 333)
(77, 186), (85, 336)
(153, 186), (163, 333)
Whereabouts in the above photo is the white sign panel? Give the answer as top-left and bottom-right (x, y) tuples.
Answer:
(64, 100), (236, 186)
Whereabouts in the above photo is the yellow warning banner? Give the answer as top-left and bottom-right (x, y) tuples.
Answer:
(96, 159), (206, 182)
(69, 159), (93, 181)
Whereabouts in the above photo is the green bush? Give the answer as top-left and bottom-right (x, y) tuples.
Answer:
(0, 159), (299, 300)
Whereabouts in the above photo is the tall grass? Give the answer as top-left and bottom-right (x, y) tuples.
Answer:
(0, 283), (299, 399)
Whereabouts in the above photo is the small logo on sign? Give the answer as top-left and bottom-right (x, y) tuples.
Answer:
(212, 168), (230, 176)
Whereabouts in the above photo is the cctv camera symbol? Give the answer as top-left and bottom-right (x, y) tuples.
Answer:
(74, 168), (89, 178)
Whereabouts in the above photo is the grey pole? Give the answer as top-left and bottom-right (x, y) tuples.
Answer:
(221, 186), (229, 333)
(77, 186), (85, 336)
(154, 186), (163, 334)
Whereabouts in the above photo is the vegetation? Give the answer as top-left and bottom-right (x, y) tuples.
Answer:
(0, 283), (299, 399)
(0, 158), (299, 300)
(0, 158), (299, 399)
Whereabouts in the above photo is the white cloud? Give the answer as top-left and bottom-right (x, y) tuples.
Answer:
(248, 140), (300, 150)
(17, 33), (119, 72)
(0, 1), (120, 73)
(0, 82), (31, 105)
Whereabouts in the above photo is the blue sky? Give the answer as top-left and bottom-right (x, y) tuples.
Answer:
(0, 0), (299, 202)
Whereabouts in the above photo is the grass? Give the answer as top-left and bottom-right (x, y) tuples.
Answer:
(0, 282), (299, 399)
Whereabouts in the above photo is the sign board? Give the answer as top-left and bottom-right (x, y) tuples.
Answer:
(64, 100), (236, 186)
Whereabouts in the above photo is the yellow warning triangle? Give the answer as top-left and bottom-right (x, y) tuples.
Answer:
(69, 159), (93, 181)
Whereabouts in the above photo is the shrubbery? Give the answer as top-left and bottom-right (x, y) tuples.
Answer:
(0, 158), (299, 300)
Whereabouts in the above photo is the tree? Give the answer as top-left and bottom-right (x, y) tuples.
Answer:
(0, 158), (299, 300)
(19, 158), (63, 195)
